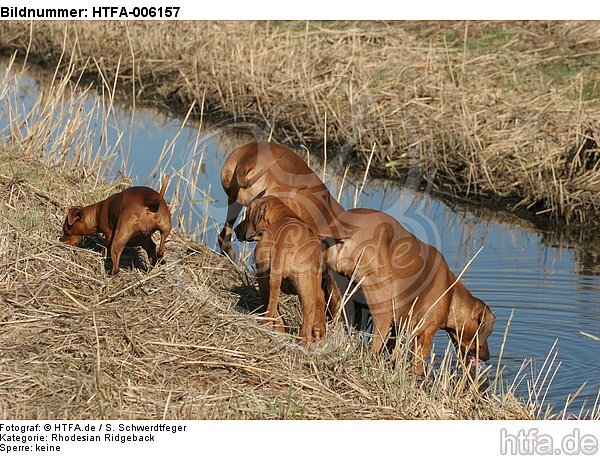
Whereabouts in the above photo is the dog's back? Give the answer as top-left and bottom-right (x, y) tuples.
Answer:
(101, 185), (170, 234)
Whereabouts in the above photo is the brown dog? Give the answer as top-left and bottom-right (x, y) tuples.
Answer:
(235, 196), (327, 345)
(324, 208), (496, 372)
(61, 177), (172, 275)
(219, 141), (344, 260)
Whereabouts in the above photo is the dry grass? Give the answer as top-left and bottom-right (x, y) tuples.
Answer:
(0, 21), (599, 231)
(0, 56), (558, 421)
(0, 147), (540, 419)
(1, 39), (597, 421)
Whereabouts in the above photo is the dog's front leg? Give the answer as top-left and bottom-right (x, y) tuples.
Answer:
(218, 199), (242, 260)
(412, 328), (436, 375)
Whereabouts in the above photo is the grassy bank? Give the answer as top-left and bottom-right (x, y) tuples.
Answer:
(0, 21), (598, 231)
(0, 146), (540, 420)
(0, 60), (555, 420)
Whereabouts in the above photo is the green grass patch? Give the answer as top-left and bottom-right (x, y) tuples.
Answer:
(268, 20), (364, 32)
(371, 69), (397, 86)
(582, 79), (600, 101)
(539, 62), (579, 83)
(467, 27), (514, 53)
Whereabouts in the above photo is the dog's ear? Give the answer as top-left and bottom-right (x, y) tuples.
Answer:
(474, 302), (495, 340)
(251, 200), (267, 228)
(67, 206), (84, 226)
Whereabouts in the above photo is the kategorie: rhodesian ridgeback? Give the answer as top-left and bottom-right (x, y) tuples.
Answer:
(324, 208), (496, 372)
(235, 196), (327, 346)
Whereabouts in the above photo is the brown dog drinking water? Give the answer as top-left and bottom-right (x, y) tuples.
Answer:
(324, 208), (496, 372)
(235, 196), (327, 346)
(61, 177), (172, 275)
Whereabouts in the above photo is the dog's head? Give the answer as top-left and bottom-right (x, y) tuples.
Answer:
(60, 206), (91, 245)
(234, 197), (271, 242)
(448, 297), (496, 365)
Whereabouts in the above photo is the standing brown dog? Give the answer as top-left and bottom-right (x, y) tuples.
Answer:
(324, 208), (496, 372)
(219, 141), (344, 260)
(235, 196), (327, 345)
(61, 177), (172, 275)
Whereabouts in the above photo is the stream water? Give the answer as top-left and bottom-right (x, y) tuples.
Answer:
(1, 63), (599, 416)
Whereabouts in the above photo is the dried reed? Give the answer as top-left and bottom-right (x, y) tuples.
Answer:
(0, 21), (598, 230)
(0, 44), (595, 420)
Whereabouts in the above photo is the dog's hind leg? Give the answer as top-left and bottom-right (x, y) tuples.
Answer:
(157, 221), (171, 261)
(109, 228), (130, 275)
(140, 235), (158, 267)
(265, 272), (285, 333)
(295, 275), (326, 346)
(256, 273), (270, 313)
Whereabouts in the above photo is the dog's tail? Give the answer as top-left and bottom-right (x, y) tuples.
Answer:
(147, 175), (170, 212)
